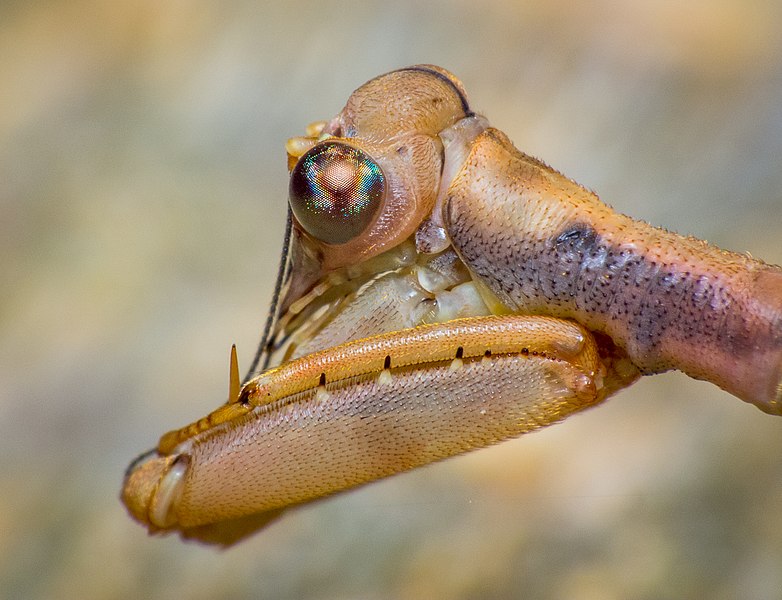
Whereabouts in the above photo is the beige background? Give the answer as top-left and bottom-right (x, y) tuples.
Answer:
(2, 1), (781, 598)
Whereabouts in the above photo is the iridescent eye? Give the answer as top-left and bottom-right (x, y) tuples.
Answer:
(289, 142), (385, 245)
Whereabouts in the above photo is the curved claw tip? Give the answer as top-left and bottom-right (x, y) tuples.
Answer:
(122, 453), (184, 529)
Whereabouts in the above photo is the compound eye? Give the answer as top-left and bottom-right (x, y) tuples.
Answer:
(289, 142), (385, 245)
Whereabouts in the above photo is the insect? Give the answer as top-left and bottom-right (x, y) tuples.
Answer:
(122, 65), (782, 545)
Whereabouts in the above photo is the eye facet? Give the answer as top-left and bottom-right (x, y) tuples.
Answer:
(289, 142), (385, 245)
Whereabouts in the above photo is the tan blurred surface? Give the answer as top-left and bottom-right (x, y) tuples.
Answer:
(2, 1), (781, 598)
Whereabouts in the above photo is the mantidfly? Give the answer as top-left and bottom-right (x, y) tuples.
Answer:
(123, 65), (782, 545)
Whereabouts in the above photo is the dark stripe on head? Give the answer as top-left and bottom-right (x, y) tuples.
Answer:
(398, 66), (473, 117)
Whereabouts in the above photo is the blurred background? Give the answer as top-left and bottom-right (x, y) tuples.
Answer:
(2, 1), (781, 598)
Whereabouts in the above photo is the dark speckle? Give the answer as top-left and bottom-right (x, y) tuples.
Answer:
(555, 223), (598, 251)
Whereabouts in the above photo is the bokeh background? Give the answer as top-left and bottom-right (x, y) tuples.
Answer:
(2, 1), (781, 598)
